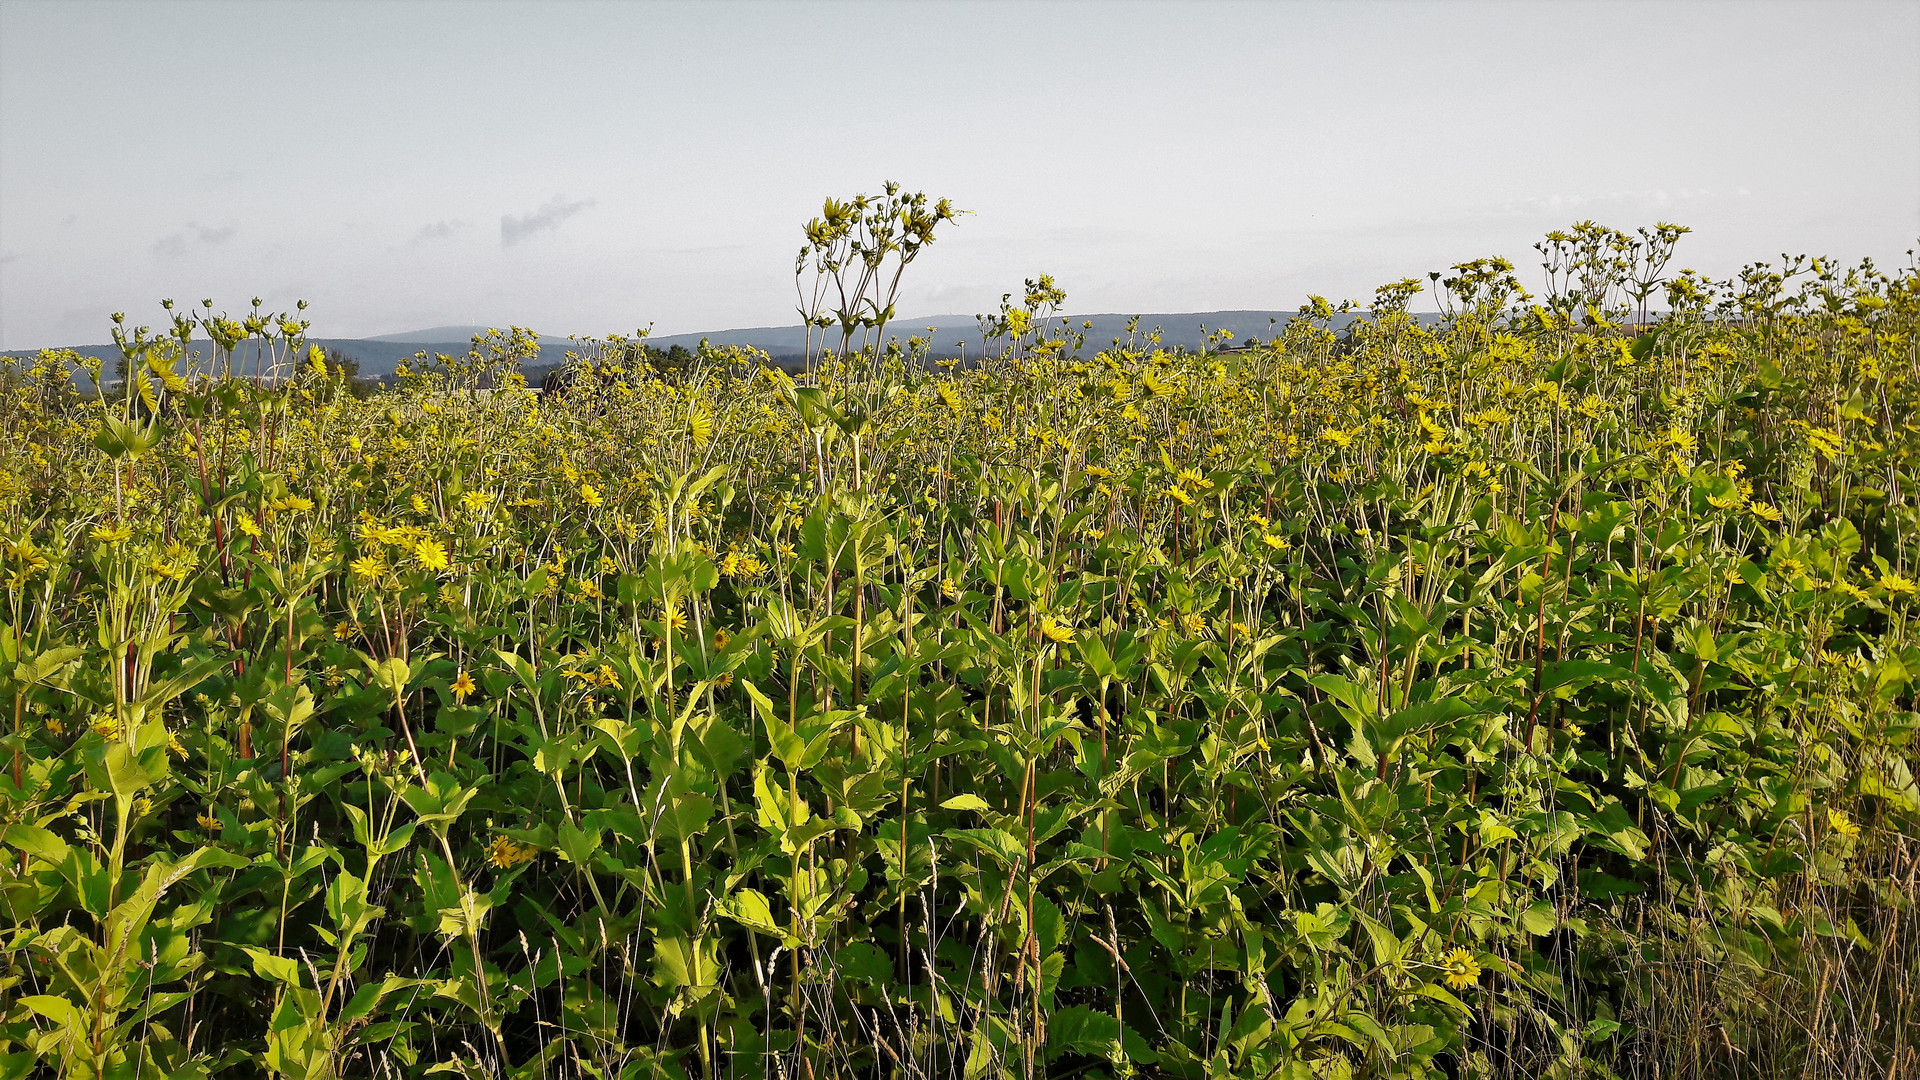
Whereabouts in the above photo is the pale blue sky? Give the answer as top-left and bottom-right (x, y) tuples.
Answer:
(1, 0), (1916, 349)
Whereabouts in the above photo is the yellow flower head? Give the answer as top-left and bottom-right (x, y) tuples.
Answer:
(687, 408), (714, 446)
(1039, 615), (1075, 643)
(487, 835), (539, 869)
(1880, 572), (1917, 597)
(1829, 808), (1860, 839)
(413, 538), (450, 572)
(579, 482), (603, 509)
(663, 602), (689, 631)
(91, 523), (133, 545)
(1441, 948), (1481, 990)
(451, 670), (477, 703)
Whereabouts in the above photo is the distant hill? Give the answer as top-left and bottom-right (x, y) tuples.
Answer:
(5, 310), (1440, 380)
(362, 326), (496, 343)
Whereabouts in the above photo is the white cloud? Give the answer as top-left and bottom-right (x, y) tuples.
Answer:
(410, 219), (469, 244)
(151, 222), (236, 260)
(501, 196), (594, 247)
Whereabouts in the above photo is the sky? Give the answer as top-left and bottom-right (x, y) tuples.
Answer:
(1, 0), (1916, 350)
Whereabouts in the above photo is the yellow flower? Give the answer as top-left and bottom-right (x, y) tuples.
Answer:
(942, 578), (960, 600)
(281, 494), (315, 513)
(148, 557), (189, 582)
(1039, 615), (1075, 643)
(1167, 485), (1195, 506)
(487, 835), (539, 869)
(350, 555), (385, 580)
(579, 482), (603, 509)
(91, 522), (134, 544)
(663, 602), (689, 631)
(1441, 948), (1481, 990)
(713, 628), (732, 649)
(413, 538), (450, 572)
(451, 670), (476, 703)
(411, 493), (429, 514)
(235, 514), (262, 538)
(1748, 501), (1783, 523)
(1260, 532), (1290, 551)
(197, 808), (219, 830)
(687, 408), (714, 446)
(1804, 426), (1844, 462)
(1829, 808), (1860, 839)
(1880, 572), (1917, 596)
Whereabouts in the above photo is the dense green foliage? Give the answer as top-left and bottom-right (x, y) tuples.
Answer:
(4, 209), (1920, 1079)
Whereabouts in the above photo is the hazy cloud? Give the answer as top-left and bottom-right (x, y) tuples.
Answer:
(0, 251), (19, 266)
(1504, 188), (1729, 219)
(151, 222), (236, 260)
(501, 195), (594, 247)
(411, 219), (469, 245)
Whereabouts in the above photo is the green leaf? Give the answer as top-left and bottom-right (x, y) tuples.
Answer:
(718, 889), (793, 943)
(244, 945), (305, 988)
(1518, 901), (1557, 936)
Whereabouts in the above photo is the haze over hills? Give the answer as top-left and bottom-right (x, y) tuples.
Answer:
(5, 309), (1437, 379)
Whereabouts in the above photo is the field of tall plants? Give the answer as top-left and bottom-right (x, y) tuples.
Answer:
(4, 193), (1920, 1079)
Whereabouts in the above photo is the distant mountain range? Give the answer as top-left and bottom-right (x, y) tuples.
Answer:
(5, 310), (1438, 379)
